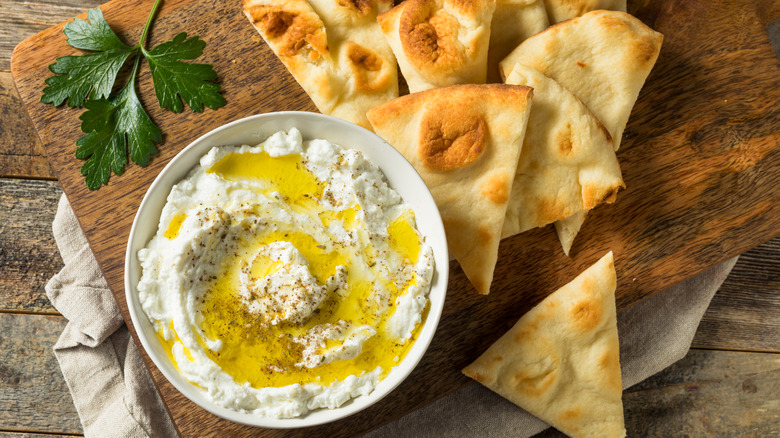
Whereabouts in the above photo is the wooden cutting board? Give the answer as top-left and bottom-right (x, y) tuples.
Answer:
(11, 0), (780, 436)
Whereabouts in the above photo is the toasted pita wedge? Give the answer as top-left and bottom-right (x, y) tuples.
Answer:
(500, 10), (663, 151)
(501, 64), (623, 239)
(243, 0), (398, 129)
(487, 0), (548, 83)
(554, 210), (587, 256)
(463, 251), (624, 438)
(377, 0), (496, 93)
(500, 10), (661, 251)
(367, 84), (533, 294)
(543, 0), (626, 23)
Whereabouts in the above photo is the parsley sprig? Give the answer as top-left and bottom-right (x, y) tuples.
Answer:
(41, 0), (226, 189)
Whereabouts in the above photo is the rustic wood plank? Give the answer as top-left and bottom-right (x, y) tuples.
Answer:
(1, 0), (114, 180)
(0, 313), (82, 435)
(693, 238), (780, 352)
(534, 349), (780, 437)
(0, 72), (54, 179)
(0, 178), (63, 313)
(0, 0), (104, 71)
(0, 433), (81, 438)
(625, 349), (780, 436)
(9, 0), (780, 436)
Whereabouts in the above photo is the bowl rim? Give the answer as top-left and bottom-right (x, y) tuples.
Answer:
(123, 111), (449, 428)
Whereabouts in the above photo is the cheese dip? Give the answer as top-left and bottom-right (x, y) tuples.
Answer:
(137, 128), (434, 418)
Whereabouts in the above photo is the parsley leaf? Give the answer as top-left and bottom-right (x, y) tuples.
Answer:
(143, 32), (226, 113)
(41, 0), (225, 190)
(76, 75), (161, 190)
(63, 8), (132, 52)
(42, 8), (134, 107)
(42, 50), (133, 107)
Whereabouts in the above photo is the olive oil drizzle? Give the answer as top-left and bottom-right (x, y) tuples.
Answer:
(157, 149), (428, 389)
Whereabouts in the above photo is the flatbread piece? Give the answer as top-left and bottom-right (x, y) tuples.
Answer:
(500, 10), (661, 252)
(500, 10), (663, 151)
(487, 0), (548, 83)
(367, 84), (533, 294)
(378, 0), (496, 93)
(463, 251), (624, 438)
(243, 0), (398, 129)
(554, 210), (587, 256)
(543, 0), (626, 23)
(501, 63), (623, 238)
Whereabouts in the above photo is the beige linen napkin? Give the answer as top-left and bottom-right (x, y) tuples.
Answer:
(46, 194), (177, 438)
(46, 194), (737, 437)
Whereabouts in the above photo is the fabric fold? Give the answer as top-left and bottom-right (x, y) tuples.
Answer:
(46, 194), (177, 438)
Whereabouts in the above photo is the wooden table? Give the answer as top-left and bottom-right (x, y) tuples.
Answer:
(1, 1), (779, 436)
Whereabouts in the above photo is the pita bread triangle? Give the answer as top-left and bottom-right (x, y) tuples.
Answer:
(243, 0), (398, 129)
(463, 251), (624, 438)
(543, 0), (626, 24)
(554, 210), (588, 256)
(500, 10), (661, 252)
(377, 0), (496, 93)
(367, 84), (533, 294)
(500, 10), (663, 151)
(487, 0), (548, 83)
(501, 63), (623, 239)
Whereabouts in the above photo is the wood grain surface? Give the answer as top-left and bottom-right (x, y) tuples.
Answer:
(0, 0), (103, 179)
(0, 179), (63, 313)
(692, 238), (780, 353)
(9, 0), (780, 436)
(537, 350), (780, 438)
(0, 314), (81, 435)
(0, 434), (80, 438)
(0, 72), (53, 179)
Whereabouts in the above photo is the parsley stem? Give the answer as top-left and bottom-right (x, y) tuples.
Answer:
(137, 0), (163, 50)
(130, 49), (142, 82)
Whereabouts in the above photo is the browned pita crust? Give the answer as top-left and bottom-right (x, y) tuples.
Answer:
(463, 251), (624, 438)
(378, 0), (496, 93)
(243, 0), (398, 129)
(367, 84), (533, 294)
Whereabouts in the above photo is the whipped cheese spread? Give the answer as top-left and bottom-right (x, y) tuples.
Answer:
(137, 128), (434, 418)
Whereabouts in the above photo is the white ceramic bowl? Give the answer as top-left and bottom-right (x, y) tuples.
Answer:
(124, 112), (449, 428)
